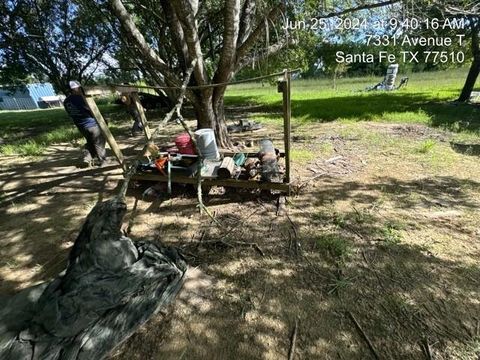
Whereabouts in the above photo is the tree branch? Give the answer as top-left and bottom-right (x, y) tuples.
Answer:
(171, 0), (210, 86)
(237, 0), (256, 46)
(444, 2), (480, 16)
(213, 0), (240, 84)
(235, 7), (283, 64)
(236, 37), (292, 71)
(108, 0), (179, 85)
(317, 0), (402, 18)
(159, 0), (189, 71)
(78, 44), (110, 77)
(151, 58), (197, 138)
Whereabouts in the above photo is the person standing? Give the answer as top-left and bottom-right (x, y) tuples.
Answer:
(119, 92), (143, 136)
(63, 81), (107, 167)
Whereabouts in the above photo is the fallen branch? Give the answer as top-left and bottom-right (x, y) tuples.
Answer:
(286, 211), (298, 239)
(419, 338), (433, 360)
(220, 208), (260, 239)
(307, 166), (323, 174)
(347, 311), (380, 360)
(325, 155), (344, 164)
(243, 241), (265, 257)
(288, 318), (299, 360)
(300, 254), (328, 280)
(295, 172), (327, 191)
(196, 210), (217, 245)
(116, 159), (141, 199)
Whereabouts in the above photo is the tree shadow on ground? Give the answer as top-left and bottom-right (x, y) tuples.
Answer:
(114, 173), (480, 359)
(0, 115), (207, 296)
(0, 147), (124, 295)
(2, 109), (480, 358)
(1, 159), (479, 358)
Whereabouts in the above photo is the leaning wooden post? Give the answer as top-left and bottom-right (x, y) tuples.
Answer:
(130, 92), (152, 141)
(85, 96), (126, 171)
(279, 69), (292, 189)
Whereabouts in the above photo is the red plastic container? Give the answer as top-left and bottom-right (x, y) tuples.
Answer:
(174, 133), (196, 155)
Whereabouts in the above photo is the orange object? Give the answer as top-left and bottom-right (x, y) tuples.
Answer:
(154, 157), (168, 175)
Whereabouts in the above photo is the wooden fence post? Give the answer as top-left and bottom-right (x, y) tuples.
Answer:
(130, 92), (152, 141)
(282, 69), (292, 187)
(85, 96), (126, 171)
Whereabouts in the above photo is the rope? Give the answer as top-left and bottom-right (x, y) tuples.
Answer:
(108, 68), (301, 91)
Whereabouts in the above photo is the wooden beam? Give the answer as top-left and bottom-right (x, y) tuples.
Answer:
(84, 85), (115, 96)
(220, 150), (285, 158)
(131, 173), (291, 192)
(282, 69), (292, 186)
(85, 96), (126, 170)
(130, 92), (152, 141)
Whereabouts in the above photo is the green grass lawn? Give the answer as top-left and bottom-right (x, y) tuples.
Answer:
(0, 104), (130, 156)
(226, 67), (480, 137)
(0, 68), (479, 156)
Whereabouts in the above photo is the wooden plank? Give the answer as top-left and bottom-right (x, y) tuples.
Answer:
(131, 173), (291, 192)
(220, 150), (285, 158)
(130, 92), (152, 140)
(85, 96), (126, 170)
(84, 86), (115, 96)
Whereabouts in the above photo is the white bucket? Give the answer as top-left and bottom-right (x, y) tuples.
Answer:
(194, 128), (220, 160)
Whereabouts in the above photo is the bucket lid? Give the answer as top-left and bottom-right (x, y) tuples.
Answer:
(194, 128), (214, 135)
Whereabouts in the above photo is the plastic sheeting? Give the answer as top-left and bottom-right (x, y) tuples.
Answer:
(0, 198), (187, 359)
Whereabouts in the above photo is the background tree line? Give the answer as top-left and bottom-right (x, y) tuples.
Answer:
(0, 0), (478, 144)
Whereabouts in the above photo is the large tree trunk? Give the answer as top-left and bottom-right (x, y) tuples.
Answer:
(458, 19), (479, 102)
(458, 59), (480, 102)
(191, 86), (232, 148)
(108, 0), (287, 149)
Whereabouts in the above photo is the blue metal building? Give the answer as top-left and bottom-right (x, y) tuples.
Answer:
(0, 83), (60, 110)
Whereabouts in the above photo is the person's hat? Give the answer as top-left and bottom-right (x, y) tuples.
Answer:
(69, 80), (81, 89)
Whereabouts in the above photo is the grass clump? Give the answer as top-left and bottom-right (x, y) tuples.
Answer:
(1, 140), (46, 156)
(0, 126), (81, 156)
(416, 139), (437, 154)
(380, 221), (404, 245)
(39, 126), (80, 144)
(316, 233), (352, 264)
(291, 148), (316, 164)
(311, 210), (330, 223)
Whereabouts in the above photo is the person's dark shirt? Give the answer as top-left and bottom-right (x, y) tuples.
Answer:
(63, 94), (97, 129)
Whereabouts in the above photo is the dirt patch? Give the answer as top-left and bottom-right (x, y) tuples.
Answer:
(368, 123), (450, 142)
(307, 155), (366, 177)
(1, 121), (480, 359)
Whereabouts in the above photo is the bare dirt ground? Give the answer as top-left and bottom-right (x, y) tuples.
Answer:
(1, 120), (480, 359)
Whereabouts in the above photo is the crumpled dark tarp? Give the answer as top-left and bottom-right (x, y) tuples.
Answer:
(0, 198), (187, 360)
